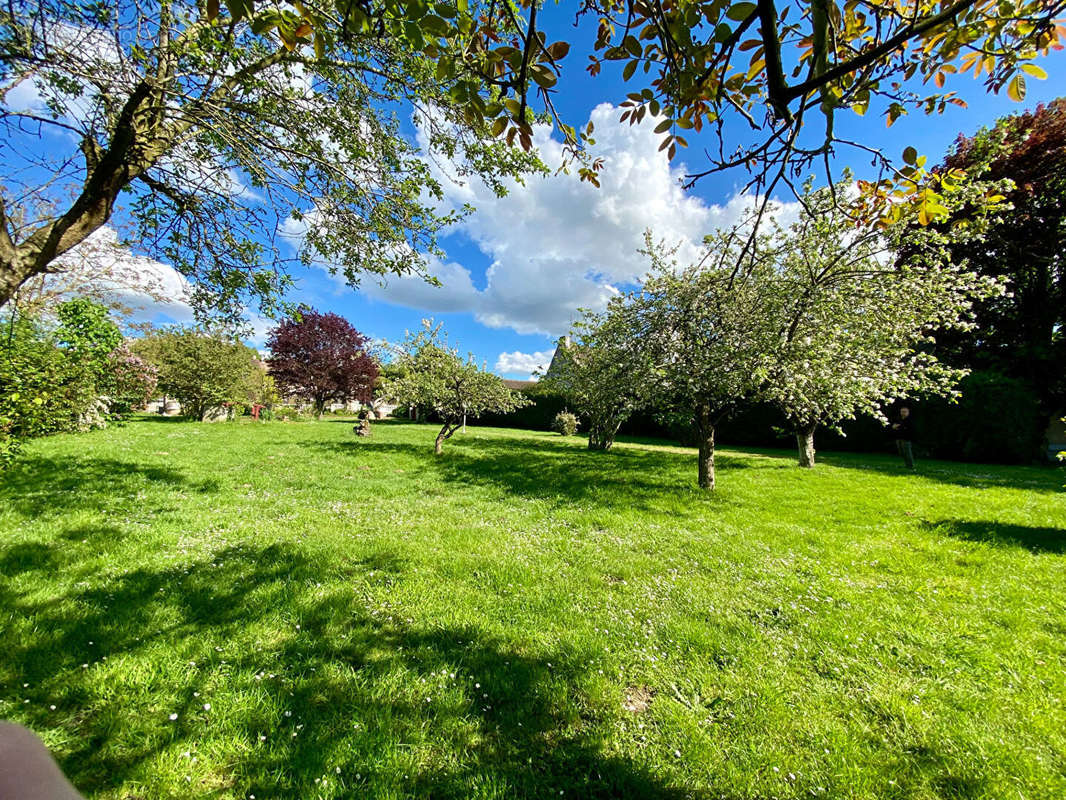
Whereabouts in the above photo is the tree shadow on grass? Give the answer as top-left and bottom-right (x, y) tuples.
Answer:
(921, 519), (1066, 554)
(0, 455), (194, 520)
(314, 434), (754, 512)
(0, 541), (57, 576)
(816, 451), (1066, 494)
(5, 543), (696, 799)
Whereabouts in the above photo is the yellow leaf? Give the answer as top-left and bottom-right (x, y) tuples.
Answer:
(1020, 63), (1047, 79)
(1006, 73), (1026, 102)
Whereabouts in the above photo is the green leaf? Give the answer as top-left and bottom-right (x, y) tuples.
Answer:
(420, 14), (450, 37)
(654, 118), (672, 133)
(725, 3), (757, 22)
(622, 59), (637, 81)
(902, 145), (917, 165)
(224, 0), (254, 21)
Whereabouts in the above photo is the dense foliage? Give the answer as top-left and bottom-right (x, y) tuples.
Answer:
(105, 342), (159, 419)
(384, 322), (527, 453)
(937, 98), (1066, 449)
(0, 315), (95, 466)
(763, 179), (1004, 466)
(54, 298), (123, 385)
(541, 312), (650, 451)
(266, 309), (378, 417)
(133, 328), (260, 421)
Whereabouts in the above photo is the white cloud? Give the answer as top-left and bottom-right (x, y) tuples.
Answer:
(362, 103), (800, 336)
(42, 226), (195, 324)
(494, 349), (556, 378)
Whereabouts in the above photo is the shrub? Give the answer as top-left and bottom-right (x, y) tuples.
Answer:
(0, 315), (96, 467)
(551, 410), (580, 436)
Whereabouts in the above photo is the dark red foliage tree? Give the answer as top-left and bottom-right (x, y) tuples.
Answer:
(266, 309), (378, 417)
(937, 98), (1066, 432)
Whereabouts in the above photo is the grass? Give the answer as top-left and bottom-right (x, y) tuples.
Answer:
(1, 417), (1064, 800)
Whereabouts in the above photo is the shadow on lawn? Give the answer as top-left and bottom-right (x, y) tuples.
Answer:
(315, 434), (751, 510)
(922, 519), (1066, 554)
(816, 451), (1066, 494)
(0, 454), (195, 520)
(6, 543), (692, 799)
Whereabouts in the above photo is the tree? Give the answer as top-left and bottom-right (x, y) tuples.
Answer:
(105, 342), (158, 418)
(0, 0), (542, 316)
(633, 232), (779, 490)
(384, 321), (527, 454)
(266, 309), (378, 417)
(937, 98), (1066, 430)
(763, 180), (1005, 467)
(132, 328), (258, 421)
(541, 310), (650, 451)
(580, 0), (1063, 225)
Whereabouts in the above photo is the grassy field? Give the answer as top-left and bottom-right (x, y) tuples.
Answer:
(1, 417), (1064, 800)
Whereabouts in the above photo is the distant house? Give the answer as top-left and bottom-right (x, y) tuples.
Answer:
(502, 379), (537, 391)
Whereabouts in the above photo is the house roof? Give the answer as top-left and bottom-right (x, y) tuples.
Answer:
(502, 379), (537, 390)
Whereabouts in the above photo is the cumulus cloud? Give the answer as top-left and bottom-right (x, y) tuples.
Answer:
(494, 349), (556, 378)
(360, 103), (799, 336)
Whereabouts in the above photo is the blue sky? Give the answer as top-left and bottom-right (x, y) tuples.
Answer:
(9, 14), (1066, 379)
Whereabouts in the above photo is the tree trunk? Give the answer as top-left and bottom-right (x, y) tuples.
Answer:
(435, 423), (457, 454)
(696, 405), (715, 490)
(795, 423), (817, 468)
(587, 425), (615, 451)
(0, 260), (26, 309)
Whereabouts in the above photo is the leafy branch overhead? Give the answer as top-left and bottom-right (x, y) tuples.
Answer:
(0, 0), (1061, 317)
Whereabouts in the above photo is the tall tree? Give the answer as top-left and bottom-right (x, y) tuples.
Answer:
(384, 321), (526, 454)
(1, 1), (1061, 316)
(266, 309), (378, 417)
(937, 98), (1066, 426)
(763, 180), (1005, 467)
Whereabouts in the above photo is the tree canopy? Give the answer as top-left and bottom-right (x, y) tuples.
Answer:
(541, 311), (651, 451)
(0, 0), (540, 317)
(936, 97), (1066, 426)
(133, 328), (260, 420)
(763, 178), (1004, 466)
(266, 308), (378, 417)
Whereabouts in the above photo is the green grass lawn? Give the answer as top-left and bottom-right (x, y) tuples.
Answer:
(1, 417), (1064, 799)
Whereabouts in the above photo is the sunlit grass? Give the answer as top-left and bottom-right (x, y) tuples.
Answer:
(1, 417), (1064, 799)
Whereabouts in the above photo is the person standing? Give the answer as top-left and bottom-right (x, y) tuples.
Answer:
(892, 405), (915, 469)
